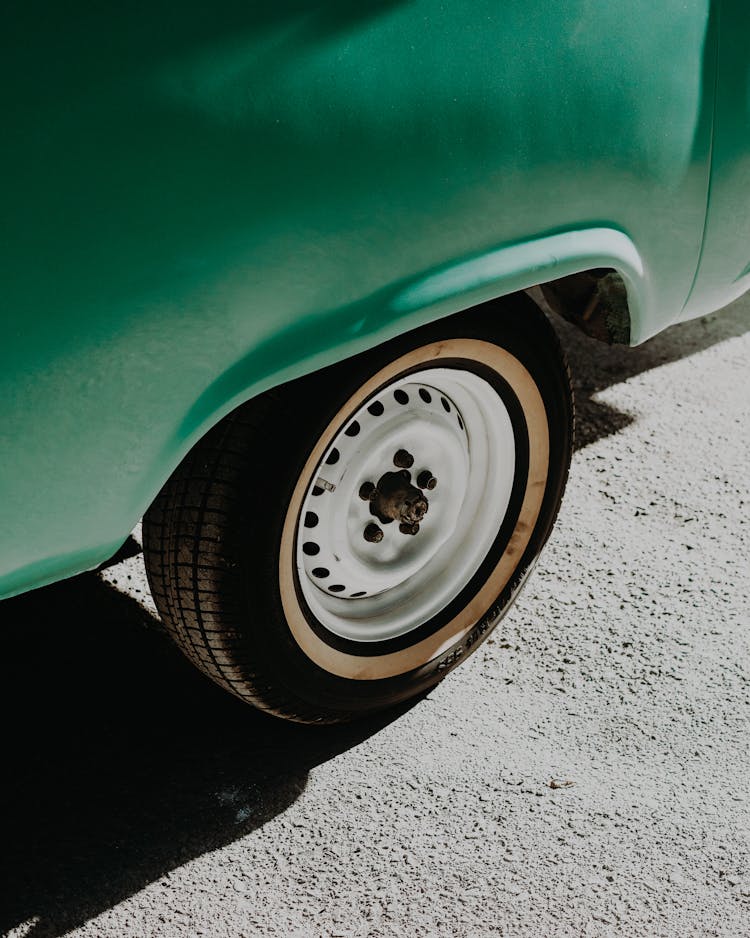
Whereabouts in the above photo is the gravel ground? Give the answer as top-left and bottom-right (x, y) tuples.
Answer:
(1, 297), (748, 938)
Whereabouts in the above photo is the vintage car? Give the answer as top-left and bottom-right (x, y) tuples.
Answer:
(2, 1), (748, 722)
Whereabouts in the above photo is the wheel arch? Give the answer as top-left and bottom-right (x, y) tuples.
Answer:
(171, 227), (644, 463)
(0, 227), (643, 602)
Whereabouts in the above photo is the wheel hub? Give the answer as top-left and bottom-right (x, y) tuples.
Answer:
(368, 468), (430, 528)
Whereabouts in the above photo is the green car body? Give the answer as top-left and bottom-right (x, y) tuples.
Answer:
(2, 0), (748, 600)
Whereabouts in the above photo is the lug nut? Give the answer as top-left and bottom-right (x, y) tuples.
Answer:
(364, 522), (384, 543)
(417, 470), (437, 490)
(359, 481), (376, 501)
(393, 449), (414, 469)
(399, 522), (420, 536)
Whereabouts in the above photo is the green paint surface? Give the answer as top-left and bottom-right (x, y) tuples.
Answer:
(1, 1), (746, 597)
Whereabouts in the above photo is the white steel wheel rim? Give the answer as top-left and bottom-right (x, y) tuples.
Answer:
(294, 367), (517, 643)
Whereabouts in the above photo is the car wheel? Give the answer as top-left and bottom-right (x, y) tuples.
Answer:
(143, 293), (573, 723)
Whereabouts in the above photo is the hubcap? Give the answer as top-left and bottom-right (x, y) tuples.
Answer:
(295, 367), (517, 643)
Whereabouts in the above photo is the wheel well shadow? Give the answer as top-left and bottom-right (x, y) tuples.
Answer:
(550, 297), (749, 450)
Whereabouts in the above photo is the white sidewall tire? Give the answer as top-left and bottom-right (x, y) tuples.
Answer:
(143, 295), (573, 723)
(279, 339), (550, 680)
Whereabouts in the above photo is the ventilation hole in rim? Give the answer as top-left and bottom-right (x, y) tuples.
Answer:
(350, 591), (367, 598)
(312, 567), (330, 579)
(457, 413), (464, 430)
(441, 396), (451, 412)
(367, 401), (385, 416)
(345, 420), (360, 437)
(304, 512), (319, 528)
(302, 542), (320, 556)
(394, 389), (409, 405)
(325, 448), (340, 465)
(418, 388), (432, 404)
(329, 584), (346, 593)
(312, 486), (324, 496)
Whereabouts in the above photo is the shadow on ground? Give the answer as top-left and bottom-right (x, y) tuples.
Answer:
(0, 302), (747, 937)
(0, 575), (405, 937)
(554, 300), (749, 449)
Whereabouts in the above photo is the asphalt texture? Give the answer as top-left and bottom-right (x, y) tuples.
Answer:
(1, 296), (748, 938)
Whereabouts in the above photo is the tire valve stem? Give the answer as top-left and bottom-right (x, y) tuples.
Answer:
(363, 522), (384, 543)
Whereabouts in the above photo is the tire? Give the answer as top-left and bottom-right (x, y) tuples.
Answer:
(143, 293), (573, 723)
